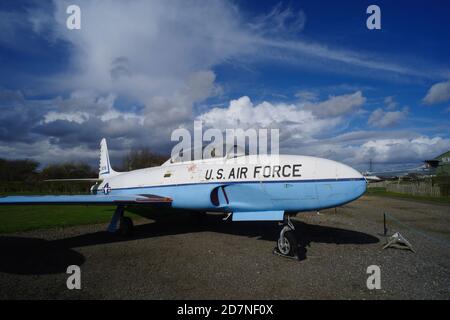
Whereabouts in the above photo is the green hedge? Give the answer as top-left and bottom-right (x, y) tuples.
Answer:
(0, 181), (94, 195)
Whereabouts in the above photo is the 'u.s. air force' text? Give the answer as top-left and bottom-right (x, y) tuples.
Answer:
(205, 164), (302, 180)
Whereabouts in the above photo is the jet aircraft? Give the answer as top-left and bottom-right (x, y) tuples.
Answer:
(0, 139), (367, 257)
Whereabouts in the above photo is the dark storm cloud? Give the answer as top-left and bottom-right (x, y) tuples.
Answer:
(0, 88), (175, 164)
(0, 90), (49, 143)
(0, 90), (125, 155)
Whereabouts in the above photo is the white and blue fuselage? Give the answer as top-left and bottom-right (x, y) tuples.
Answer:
(96, 154), (366, 221)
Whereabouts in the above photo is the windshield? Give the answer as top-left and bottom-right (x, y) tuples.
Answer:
(226, 144), (247, 159)
(168, 143), (248, 164)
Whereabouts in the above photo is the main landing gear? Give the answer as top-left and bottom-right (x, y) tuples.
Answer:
(107, 205), (134, 237)
(274, 214), (298, 259)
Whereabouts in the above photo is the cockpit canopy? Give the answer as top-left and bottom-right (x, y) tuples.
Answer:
(165, 143), (248, 165)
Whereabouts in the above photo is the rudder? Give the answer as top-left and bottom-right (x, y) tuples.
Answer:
(99, 138), (119, 178)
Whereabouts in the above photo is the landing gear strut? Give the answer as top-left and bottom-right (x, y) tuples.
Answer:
(107, 205), (134, 237)
(119, 216), (134, 237)
(274, 215), (298, 258)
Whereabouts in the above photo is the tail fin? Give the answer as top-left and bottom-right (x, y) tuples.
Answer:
(99, 138), (119, 178)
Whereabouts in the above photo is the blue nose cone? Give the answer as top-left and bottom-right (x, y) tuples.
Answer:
(353, 179), (367, 200)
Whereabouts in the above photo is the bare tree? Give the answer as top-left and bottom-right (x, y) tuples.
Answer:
(121, 149), (166, 171)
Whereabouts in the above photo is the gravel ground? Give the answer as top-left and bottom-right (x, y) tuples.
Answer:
(0, 195), (449, 300)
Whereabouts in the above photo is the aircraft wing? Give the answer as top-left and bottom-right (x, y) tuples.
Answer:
(364, 175), (382, 182)
(0, 194), (172, 206)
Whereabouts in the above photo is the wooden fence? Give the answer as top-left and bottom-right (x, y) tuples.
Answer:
(387, 182), (441, 197)
(368, 179), (447, 197)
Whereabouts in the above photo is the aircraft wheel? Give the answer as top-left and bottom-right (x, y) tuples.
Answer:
(119, 217), (134, 237)
(277, 230), (297, 257)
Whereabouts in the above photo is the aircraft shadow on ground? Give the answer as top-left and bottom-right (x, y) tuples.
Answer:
(0, 208), (379, 275)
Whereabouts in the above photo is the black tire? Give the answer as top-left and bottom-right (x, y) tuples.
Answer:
(277, 230), (298, 257)
(119, 217), (134, 237)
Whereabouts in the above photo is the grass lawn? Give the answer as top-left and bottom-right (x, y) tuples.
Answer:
(0, 205), (143, 234)
(366, 187), (450, 204)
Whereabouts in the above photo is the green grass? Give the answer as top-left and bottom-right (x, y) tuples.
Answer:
(366, 187), (450, 204)
(0, 205), (142, 234)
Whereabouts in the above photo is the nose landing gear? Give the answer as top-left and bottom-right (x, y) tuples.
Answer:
(274, 215), (298, 259)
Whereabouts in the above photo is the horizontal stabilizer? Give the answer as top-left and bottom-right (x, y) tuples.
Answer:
(44, 178), (103, 182)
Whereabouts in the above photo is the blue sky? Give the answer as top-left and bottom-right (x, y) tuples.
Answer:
(0, 0), (449, 170)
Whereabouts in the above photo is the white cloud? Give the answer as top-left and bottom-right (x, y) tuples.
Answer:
(356, 137), (450, 164)
(249, 3), (307, 35)
(368, 107), (408, 128)
(43, 111), (89, 124)
(250, 37), (443, 79)
(27, 0), (250, 142)
(49, 1), (248, 99)
(280, 130), (450, 168)
(295, 90), (318, 101)
(42, 91), (134, 125)
(423, 80), (450, 105)
(197, 94), (361, 146)
(303, 91), (366, 118)
(384, 96), (398, 110)
(199, 96), (332, 130)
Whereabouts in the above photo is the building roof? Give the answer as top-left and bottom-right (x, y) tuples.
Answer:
(434, 151), (450, 162)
